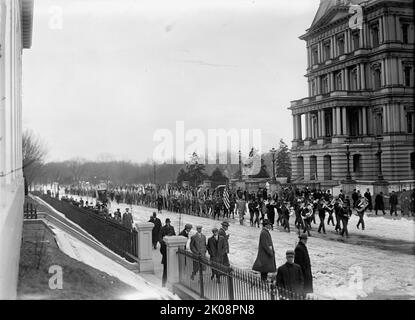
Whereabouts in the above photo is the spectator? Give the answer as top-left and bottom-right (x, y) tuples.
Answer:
(276, 250), (304, 299)
(159, 218), (176, 287)
(207, 227), (227, 283)
(389, 191), (398, 216)
(149, 212), (162, 249)
(190, 226), (207, 280)
(122, 208), (134, 229)
(294, 234), (313, 294)
(252, 219), (276, 282)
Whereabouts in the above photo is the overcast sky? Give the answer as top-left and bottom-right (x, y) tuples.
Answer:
(22, 0), (321, 163)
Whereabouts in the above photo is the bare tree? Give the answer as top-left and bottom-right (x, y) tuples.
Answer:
(22, 130), (48, 193)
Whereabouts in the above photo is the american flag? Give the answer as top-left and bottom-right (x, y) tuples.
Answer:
(223, 186), (230, 210)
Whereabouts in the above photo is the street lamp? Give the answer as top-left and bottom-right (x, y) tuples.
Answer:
(270, 147), (277, 182)
(375, 135), (384, 181)
(344, 138), (352, 181)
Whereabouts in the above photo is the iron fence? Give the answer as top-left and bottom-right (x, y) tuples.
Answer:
(36, 193), (138, 262)
(177, 248), (313, 300)
(24, 202), (38, 219)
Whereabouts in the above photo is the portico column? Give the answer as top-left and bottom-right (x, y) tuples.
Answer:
(342, 107), (347, 136)
(317, 110), (322, 138)
(297, 115), (302, 140)
(382, 105), (388, 133)
(362, 107), (368, 135)
(293, 115), (297, 140)
(305, 113), (310, 139)
(336, 107), (341, 135)
(332, 108), (337, 136)
(344, 68), (349, 90)
(321, 109), (326, 137)
(360, 63), (366, 89)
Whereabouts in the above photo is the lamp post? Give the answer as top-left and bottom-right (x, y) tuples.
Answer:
(270, 147), (277, 182)
(375, 135), (384, 181)
(345, 138), (352, 181)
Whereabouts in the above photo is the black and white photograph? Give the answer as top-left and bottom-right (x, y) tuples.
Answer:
(0, 0), (414, 306)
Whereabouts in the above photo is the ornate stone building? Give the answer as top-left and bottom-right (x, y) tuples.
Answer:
(289, 0), (414, 187)
(0, 0), (33, 299)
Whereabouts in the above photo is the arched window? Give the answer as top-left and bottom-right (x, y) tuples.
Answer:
(353, 154), (362, 173)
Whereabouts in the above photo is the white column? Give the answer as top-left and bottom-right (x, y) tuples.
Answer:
(305, 113), (310, 139)
(344, 68), (349, 91)
(336, 107), (342, 135)
(293, 115), (297, 140)
(164, 236), (188, 291)
(135, 223), (155, 272)
(297, 115), (302, 140)
(379, 16), (384, 43)
(342, 107), (347, 136)
(362, 107), (368, 135)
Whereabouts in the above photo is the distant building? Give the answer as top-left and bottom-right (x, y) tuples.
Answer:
(0, 0), (33, 299)
(289, 0), (414, 187)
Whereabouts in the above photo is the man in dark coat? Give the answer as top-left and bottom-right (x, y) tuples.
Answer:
(364, 189), (372, 212)
(374, 192), (386, 215)
(159, 218), (176, 287)
(207, 227), (227, 282)
(352, 189), (358, 208)
(294, 234), (313, 294)
(149, 212), (162, 249)
(179, 223), (192, 239)
(281, 202), (290, 233)
(218, 221), (230, 266)
(389, 191), (398, 216)
(317, 200), (326, 234)
(276, 250), (304, 299)
(122, 208), (134, 230)
(252, 219), (276, 281)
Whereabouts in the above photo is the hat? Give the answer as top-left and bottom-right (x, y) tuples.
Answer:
(298, 234), (308, 240)
(165, 218), (171, 223)
(262, 219), (271, 226)
(221, 221), (230, 227)
(185, 224), (192, 229)
(286, 250), (295, 256)
(212, 227), (219, 233)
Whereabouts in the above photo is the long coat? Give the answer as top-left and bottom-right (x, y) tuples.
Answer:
(276, 262), (304, 295)
(252, 228), (276, 273)
(374, 194), (385, 210)
(149, 217), (162, 244)
(159, 225), (176, 264)
(190, 233), (207, 257)
(294, 242), (313, 293)
(218, 227), (230, 266)
(207, 235), (226, 264)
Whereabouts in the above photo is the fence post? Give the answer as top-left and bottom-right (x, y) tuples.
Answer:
(134, 223), (154, 273)
(227, 267), (234, 300)
(198, 254), (205, 299)
(164, 236), (188, 292)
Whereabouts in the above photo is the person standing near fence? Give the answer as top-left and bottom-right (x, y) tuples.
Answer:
(122, 208), (134, 230)
(252, 219), (276, 282)
(276, 250), (304, 299)
(294, 234), (313, 294)
(159, 218), (176, 287)
(190, 225), (207, 280)
(207, 227), (226, 283)
(149, 212), (162, 249)
(218, 221), (230, 267)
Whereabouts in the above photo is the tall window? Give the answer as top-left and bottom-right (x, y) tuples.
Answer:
(312, 46), (319, 65)
(411, 152), (415, 170)
(375, 111), (383, 135)
(311, 79), (316, 96)
(408, 112), (414, 134)
(372, 64), (382, 90)
(335, 71), (343, 91)
(371, 23), (380, 47)
(352, 31), (360, 50)
(404, 66), (412, 87)
(402, 23), (409, 44)
(337, 35), (345, 55)
(321, 76), (329, 94)
(323, 41), (331, 61)
(353, 154), (362, 173)
(350, 68), (358, 90)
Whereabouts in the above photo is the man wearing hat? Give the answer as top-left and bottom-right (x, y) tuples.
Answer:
(179, 223), (193, 239)
(190, 225), (207, 280)
(122, 207), (134, 230)
(252, 219), (276, 281)
(207, 227), (227, 282)
(218, 221), (230, 266)
(149, 212), (162, 249)
(159, 218), (176, 287)
(276, 250), (304, 299)
(294, 234), (313, 294)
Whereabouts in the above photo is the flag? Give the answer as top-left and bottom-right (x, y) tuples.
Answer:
(223, 186), (230, 210)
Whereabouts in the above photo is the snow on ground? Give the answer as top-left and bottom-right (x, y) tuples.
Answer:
(69, 194), (415, 300)
(49, 223), (179, 300)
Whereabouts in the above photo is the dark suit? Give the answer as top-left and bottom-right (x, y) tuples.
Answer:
(294, 242), (313, 294)
(276, 262), (304, 298)
(149, 217), (162, 249)
(207, 235), (227, 280)
(159, 224), (176, 287)
(190, 233), (207, 276)
(252, 228), (276, 280)
(218, 227), (230, 266)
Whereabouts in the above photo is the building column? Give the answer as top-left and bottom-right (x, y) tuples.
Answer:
(321, 109), (326, 137)
(382, 105), (388, 133)
(330, 72), (335, 91)
(332, 108), (337, 136)
(305, 113), (310, 139)
(344, 68), (349, 91)
(293, 115), (297, 140)
(342, 107), (347, 136)
(362, 107), (368, 135)
(360, 63), (366, 89)
(336, 107), (342, 135)
(358, 108), (363, 135)
(297, 115), (302, 140)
